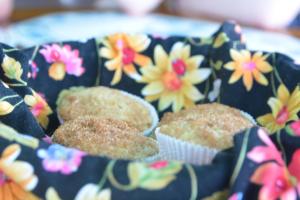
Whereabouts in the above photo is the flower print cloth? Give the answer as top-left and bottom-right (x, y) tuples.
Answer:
(37, 144), (85, 175)
(39, 44), (85, 80)
(140, 42), (211, 112)
(0, 21), (299, 199)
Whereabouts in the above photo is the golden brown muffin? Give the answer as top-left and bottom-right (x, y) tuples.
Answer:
(52, 116), (158, 159)
(159, 103), (254, 149)
(56, 86), (155, 133)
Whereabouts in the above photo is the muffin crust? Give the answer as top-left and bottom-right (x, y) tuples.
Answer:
(53, 116), (158, 159)
(57, 86), (153, 132)
(159, 103), (254, 149)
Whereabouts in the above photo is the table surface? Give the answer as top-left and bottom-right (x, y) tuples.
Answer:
(1, 7), (300, 61)
(9, 6), (300, 38)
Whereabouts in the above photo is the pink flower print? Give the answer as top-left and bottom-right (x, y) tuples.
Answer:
(42, 135), (52, 144)
(247, 128), (283, 165)
(149, 161), (169, 169)
(37, 144), (86, 175)
(39, 44), (65, 63)
(39, 44), (85, 80)
(288, 120), (300, 136)
(247, 129), (300, 200)
(229, 192), (243, 200)
(251, 162), (296, 200)
(250, 149), (300, 200)
(288, 149), (300, 183)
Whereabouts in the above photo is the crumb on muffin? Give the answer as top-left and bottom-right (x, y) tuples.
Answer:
(57, 86), (153, 132)
(159, 103), (254, 149)
(52, 116), (158, 159)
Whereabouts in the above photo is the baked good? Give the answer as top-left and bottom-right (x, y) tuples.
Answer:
(56, 86), (158, 135)
(159, 103), (254, 149)
(156, 103), (255, 165)
(52, 116), (159, 160)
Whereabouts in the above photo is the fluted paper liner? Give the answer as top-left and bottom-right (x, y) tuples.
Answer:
(155, 128), (219, 165)
(155, 111), (256, 165)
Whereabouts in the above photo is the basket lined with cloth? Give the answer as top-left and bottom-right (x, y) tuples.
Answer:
(0, 21), (299, 199)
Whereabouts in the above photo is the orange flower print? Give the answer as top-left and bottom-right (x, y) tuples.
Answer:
(100, 33), (152, 85)
(257, 84), (300, 133)
(48, 62), (65, 81)
(140, 42), (211, 112)
(0, 144), (39, 200)
(24, 91), (53, 129)
(224, 49), (273, 91)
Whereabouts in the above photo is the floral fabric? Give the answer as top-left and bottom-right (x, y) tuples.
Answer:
(0, 21), (299, 199)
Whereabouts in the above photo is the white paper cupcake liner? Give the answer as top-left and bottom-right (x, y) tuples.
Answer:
(57, 90), (159, 137)
(120, 91), (159, 136)
(57, 112), (64, 124)
(155, 128), (219, 165)
(155, 110), (256, 165)
(240, 110), (257, 125)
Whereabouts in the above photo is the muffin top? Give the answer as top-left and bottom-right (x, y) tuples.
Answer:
(159, 103), (254, 149)
(57, 86), (153, 133)
(52, 116), (158, 159)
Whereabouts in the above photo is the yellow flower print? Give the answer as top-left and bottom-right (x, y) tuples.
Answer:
(0, 144), (39, 200)
(0, 95), (24, 116)
(46, 187), (62, 200)
(75, 184), (111, 200)
(127, 161), (182, 190)
(203, 189), (229, 200)
(24, 92), (53, 129)
(0, 101), (14, 115)
(213, 32), (229, 48)
(257, 84), (300, 133)
(1, 55), (24, 83)
(0, 123), (39, 149)
(45, 184), (111, 200)
(224, 49), (273, 91)
(100, 33), (152, 85)
(140, 42), (211, 112)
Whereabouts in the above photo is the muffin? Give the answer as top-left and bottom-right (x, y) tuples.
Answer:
(52, 116), (159, 160)
(56, 86), (158, 136)
(156, 103), (255, 165)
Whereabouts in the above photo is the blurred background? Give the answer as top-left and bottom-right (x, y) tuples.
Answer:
(0, 0), (299, 59)
(5, 0), (300, 29)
